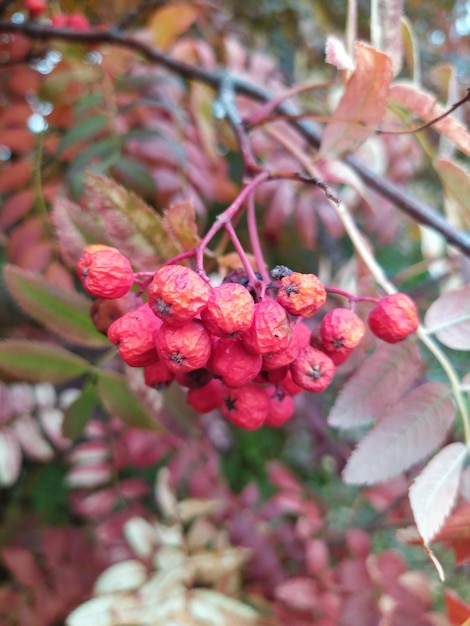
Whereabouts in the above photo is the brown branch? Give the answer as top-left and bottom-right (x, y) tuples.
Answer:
(2, 19), (470, 256)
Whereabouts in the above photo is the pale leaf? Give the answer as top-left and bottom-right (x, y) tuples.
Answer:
(328, 340), (421, 429)
(370, 0), (404, 75)
(409, 442), (467, 544)
(388, 83), (470, 156)
(325, 36), (354, 71)
(343, 382), (455, 485)
(0, 428), (22, 487)
(434, 157), (470, 231)
(424, 284), (470, 350)
(320, 42), (393, 158)
(93, 560), (147, 595)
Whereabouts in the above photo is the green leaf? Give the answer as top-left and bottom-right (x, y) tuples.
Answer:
(83, 172), (182, 271)
(97, 370), (162, 431)
(110, 157), (156, 198)
(58, 114), (109, 155)
(0, 340), (90, 383)
(63, 378), (98, 439)
(4, 265), (109, 348)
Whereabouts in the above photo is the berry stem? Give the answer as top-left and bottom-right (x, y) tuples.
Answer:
(224, 220), (263, 292)
(325, 285), (379, 304)
(247, 193), (271, 284)
(195, 171), (270, 274)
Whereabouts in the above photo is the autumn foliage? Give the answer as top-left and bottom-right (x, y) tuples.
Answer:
(1, 0), (470, 624)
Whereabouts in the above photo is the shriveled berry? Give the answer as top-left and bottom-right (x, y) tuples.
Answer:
(90, 293), (137, 334)
(187, 379), (224, 413)
(175, 368), (213, 389)
(221, 384), (269, 430)
(154, 319), (211, 373)
(280, 370), (304, 396)
(255, 366), (290, 385)
(148, 265), (210, 326)
(321, 308), (365, 353)
(262, 321), (310, 371)
(242, 300), (292, 356)
(265, 389), (295, 428)
(67, 12), (90, 30)
(291, 346), (335, 393)
(77, 244), (134, 299)
(201, 283), (254, 337)
(25, 0), (47, 17)
(210, 338), (262, 387)
(144, 359), (174, 390)
(368, 293), (419, 343)
(277, 272), (326, 317)
(107, 304), (160, 367)
(51, 13), (68, 27)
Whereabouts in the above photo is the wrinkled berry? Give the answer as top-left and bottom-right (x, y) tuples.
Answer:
(107, 304), (160, 367)
(221, 384), (269, 430)
(291, 346), (335, 392)
(210, 338), (262, 387)
(368, 293), (419, 343)
(242, 299), (292, 356)
(148, 265), (210, 326)
(77, 244), (134, 299)
(321, 308), (365, 354)
(154, 319), (212, 373)
(277, 271), (326, 317)
(187, 379), (224, 414)
(265, 389), (295, 428)
(201, 282), (255, 337)
(91, 293), (137, 335)
(144, 359), (174, 390)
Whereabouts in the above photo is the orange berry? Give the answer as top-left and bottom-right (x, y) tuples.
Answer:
(277, 272), (326, 317)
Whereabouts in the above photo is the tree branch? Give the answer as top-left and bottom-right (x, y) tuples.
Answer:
(2, 19), (470, 255)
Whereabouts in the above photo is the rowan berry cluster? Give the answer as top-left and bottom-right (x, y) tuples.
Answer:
(77, 245), (419, 430)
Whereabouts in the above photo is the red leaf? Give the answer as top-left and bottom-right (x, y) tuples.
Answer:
(445, 590), (470, 625)
(2, 547), (43, 588)
(343, 382), (454, 485)
(433, 503), (470, 542)
(328, 340), (421, 429)
(0, 189), (35, 229)
(0, 158), (32, 194)
(409, 442), (467, 544)
(424, 284), (470, 350)
(388, 83), (470, 156)
(320, 42), (393, 158)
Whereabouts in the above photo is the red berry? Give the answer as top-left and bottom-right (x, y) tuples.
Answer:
(107, 304), (160, 367)
(201, 283), (254, 338)
(277, 272), (326, 317)
(77, 244), (134, 299)
(148, 265), (210, 327)
(291, 346), (335, 392)
(187, 379), (224, 413)
(321, 308), (365, 353)
(51, 13), (68, 28)
(221, 384), (269, 430)
(262, 321), (310, 371)
(175, 368), (213, 389)
(265, 389), (294, 428)
(67, 12), (90, 30)
(368, 293), (419, 343)
(242, 300), (292, 356)
(280, 370), (304, 396)
(154, 319), (212, 373)
(25, 0), (47, 17)
(255, 366), (289, 385)
(143, 359), (174, 389)
(210, 338), (262, 387)
(90, 293), (137, 335)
